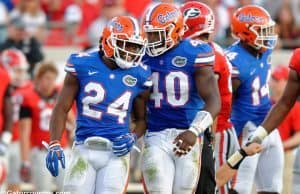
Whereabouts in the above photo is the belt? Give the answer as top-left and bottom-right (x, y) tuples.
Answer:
(74, 136), (112, 151)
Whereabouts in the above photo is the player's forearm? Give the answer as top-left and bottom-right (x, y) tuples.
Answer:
(3, 96), (13, 133)
(283, 132), (300, 150)
(261, 98), (294, 133)
(19, 119), (31, 162)
(49, 105), (68, 142)
(203, 93), (221, 119)
(132, 119), (146, 138)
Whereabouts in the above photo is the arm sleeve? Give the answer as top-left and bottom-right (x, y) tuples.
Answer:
(289, 48), (300, 75)
(64, 54), (78, 76)
(19, 106), (31, 118)
(19, 93), (32, 119)
(193, 43), (215, 68)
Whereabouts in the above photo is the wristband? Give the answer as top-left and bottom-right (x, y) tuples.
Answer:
(249, 126), (268, 144)
(227, 148), (247, 169)
(188, 111), (213, 136)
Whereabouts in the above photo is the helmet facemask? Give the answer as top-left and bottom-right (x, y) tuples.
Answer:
(250, 20), (278, 49)
(109, 33), (147, 69)
(144, 24), (175, 56)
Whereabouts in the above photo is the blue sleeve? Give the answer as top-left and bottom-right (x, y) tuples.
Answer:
(64, 53), (79, 76)
(230, 58), (249, 82)
(192, 43), (215, 69)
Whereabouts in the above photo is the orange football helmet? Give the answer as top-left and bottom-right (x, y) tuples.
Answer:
(142, 3), (184, 56)
(231, 5), (277, 50)
(0, 48), (29, 86)
(102, 16), (147, 69)
(180, 1), (215, 39)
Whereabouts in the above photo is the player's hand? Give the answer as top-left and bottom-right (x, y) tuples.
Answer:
(112, 133), (137, 157)
(242, 142), (263, 156)
(20, 162), (31, 182)
(45, 140), (65, 177)
(173, 130), (197, 157)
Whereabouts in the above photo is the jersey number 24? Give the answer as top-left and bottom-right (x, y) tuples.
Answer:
(81, 82), (132, 123)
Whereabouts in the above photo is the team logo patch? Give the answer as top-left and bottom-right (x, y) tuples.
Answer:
(110, 21), (123, 32)
(172, 56), (187, 67)
(183, 8), (201, 18)
(157, 10), (178, 24)
(123, 75), (137, 87)
(238, 13), (265, 23)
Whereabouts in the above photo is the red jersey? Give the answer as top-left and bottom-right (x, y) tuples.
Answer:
(21, 88), (68, 148)
(278, 101), (300, 143)
(211, 42), (233, 132)
(11, 81), (33, 141)
(0, 67), (10, 132)
(289, 48), (300, 74)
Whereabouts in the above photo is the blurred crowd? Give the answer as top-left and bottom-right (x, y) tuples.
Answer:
(0, 0), (300, 51)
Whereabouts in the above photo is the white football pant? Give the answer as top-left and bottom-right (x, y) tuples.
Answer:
(293, 147), (300, 194)
(63, 141), (130, 194)
(141, 128), (201, 194)
(233, 121), (284, 194)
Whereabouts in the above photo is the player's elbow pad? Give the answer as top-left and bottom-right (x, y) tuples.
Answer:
(188, 111), (213, 137)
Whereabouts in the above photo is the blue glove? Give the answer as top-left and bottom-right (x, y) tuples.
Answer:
(45, 140), (65, 177)
(112, 133), (137, 157)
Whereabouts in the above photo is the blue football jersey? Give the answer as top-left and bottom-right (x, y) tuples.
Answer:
(144, 39), (215, 132)
(64, 51), (152, 141)
(226, 41), (272, 135)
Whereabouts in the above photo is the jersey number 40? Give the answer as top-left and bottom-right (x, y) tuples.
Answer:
(150, 71), (189, 107)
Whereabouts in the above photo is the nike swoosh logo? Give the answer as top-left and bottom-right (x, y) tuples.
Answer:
(88, 71), (98, 75)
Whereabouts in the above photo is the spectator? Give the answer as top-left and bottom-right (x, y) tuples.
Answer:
(10, 0), (47, 41)
(87, 0), (125, 50)
(275, 3), (300, 49)
(19, 62), (70, 191)
(269, 65), (300, 194)
(201, 0), (230, 45)
(0, 2), (9, 44)
(124, 0), (151, 18)
(290, 0), (300, 27)
(64, 4), (82, 45)
(41, 0), (73, 23)
(0, 17), (44, 76)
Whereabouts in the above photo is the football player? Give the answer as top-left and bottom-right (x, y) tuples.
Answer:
(46, 16), (152, 194)
(225, 5), (283, 194)
(19, 62), (71, 191)
(140, 3), (220, 194)
(180, 2), (240, 194)
(0, 49), (32, 191)
(0, 50), (13, 190)
(242, 48), (300, 194)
